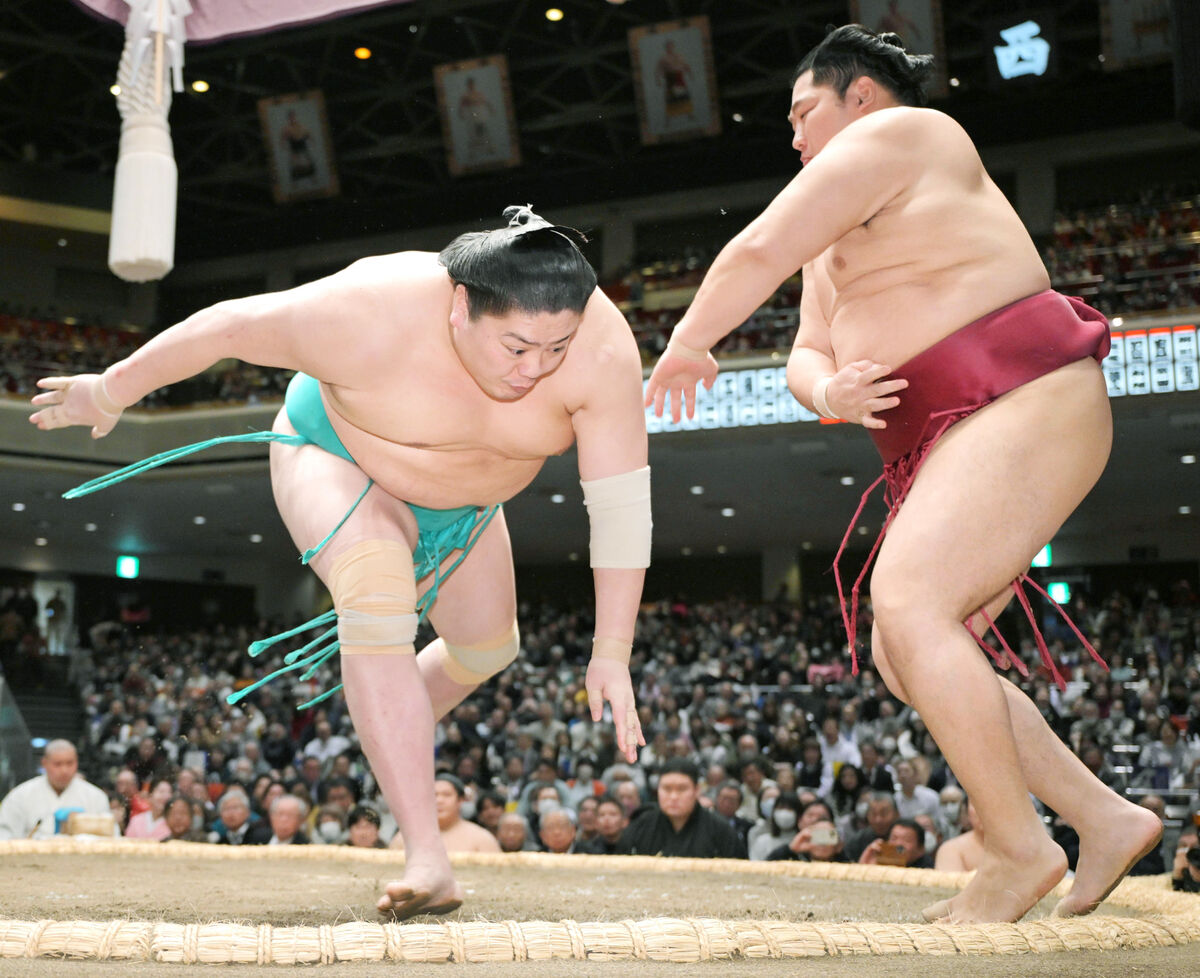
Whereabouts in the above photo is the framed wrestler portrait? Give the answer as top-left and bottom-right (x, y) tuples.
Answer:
(434, 54), (522, 176)
(1099, 0), (1173, 71)
(257, 90), (340, 204)
(847, 0), (948, 98)
(628, 17), (721, 146)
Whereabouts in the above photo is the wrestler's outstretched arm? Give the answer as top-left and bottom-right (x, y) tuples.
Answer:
(645, 108), (920, 420)
(29, 254), (405, 436)
(570, 295), (650, 764)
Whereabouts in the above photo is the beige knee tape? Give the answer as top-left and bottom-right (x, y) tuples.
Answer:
(442, 621), (520, 685)
(328, 540), (418, 655)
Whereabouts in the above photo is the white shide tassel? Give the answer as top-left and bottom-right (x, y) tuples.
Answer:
(107, 0), (190, 282)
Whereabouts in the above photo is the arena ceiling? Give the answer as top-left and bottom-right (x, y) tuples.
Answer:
(0, 0), (1178, 261)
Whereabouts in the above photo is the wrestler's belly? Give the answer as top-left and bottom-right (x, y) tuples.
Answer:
(828, 266), (1051, 369)
(348, 440), (547, 510)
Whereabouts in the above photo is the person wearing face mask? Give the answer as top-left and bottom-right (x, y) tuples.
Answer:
(314, 804), (348, 845)
(938, 785), (966, 840)
(843, 791), (899, 862)
(749, 792), (803, 861)
(838, 786), (874, 841)
(745, 785), (782, 855)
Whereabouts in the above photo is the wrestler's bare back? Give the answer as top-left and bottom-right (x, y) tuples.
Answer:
(300, 251), (625, 509)
(800, 108), (1051, 370)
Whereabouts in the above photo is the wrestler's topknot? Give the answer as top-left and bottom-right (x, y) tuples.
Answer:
(439, 205), (597, 319)
(792, 23), (934, 108)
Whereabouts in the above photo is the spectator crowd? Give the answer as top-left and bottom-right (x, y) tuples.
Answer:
(3, 580), (1199, 890)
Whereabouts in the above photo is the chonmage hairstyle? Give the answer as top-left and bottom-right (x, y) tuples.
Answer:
(792, 24), (934, 108)
(439, 205), (597, 319)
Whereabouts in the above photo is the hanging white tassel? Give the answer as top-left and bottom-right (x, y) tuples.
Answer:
(108, 0), (190, 283)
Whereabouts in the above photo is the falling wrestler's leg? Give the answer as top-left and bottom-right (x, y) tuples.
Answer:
(268, 415), (462, 919)
(418, 507), (519, 720)
(867, 358), (1112, 923)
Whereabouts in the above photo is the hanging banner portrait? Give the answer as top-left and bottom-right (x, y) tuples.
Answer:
(1099, 0), (1172, 70)
(258, 90), (340, 204)
(434, 54), (521, 176)
(628, 17), (721, 146)
(848, 0), (948, 97)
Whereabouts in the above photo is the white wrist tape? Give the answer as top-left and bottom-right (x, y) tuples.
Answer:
(95, 373), (124, 419)
(580, 465), (652, 569)
(665, 336), (710, 362)
(812, 376), (839, 420)
(591, 636), (631, 666)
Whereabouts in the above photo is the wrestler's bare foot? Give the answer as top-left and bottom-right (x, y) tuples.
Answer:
(923, 835), (1066, 924)
(376, 860), (464, 920)
(1052, 801), (1162, 918)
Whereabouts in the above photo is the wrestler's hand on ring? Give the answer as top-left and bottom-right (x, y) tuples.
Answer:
(585, 657), (645, 764)
(29, 373), (124, 439)
(826, 360), (908, 430)
(644, 349), (719, 423)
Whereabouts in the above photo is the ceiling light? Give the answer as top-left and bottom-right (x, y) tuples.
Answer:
(35, 537), (47, 547)
(249, 533), (263, 543)
(731, 112), (744, 123)
(408, 24), (418, 33)
(110, 84), (121, 96)
(12, 502), (25, 512)
(568, 552), (579, 561)
(193, 515), (206, 525)
(948, 77), (960, 87)
(1111, 317), (1124, 327)
(717, 545), (727, 554)
(720, 507), (735, 517)
(354, 46), (372, 60)
(689, 485), (705, 495)
(856, 525), (870, 535)
(550, 493), (565, 504)
(801, 541), (813, 550)
(1181, 506), (1193, 515)
(840, 475), (855, 486)
(56, 238), (67, 247)
(545, 8), (564, 21)
(1183, 455), (1196, 464)
(191, 79), (209, 92)
(681, 546), (693, 556)
(85, 522), (97, 532)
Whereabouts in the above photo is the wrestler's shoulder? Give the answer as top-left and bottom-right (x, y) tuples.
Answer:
(339, 249), (442, 283)
(854, 106), (971, 147)
(570, 289), (641, 371)
(328, 251), (448, 318)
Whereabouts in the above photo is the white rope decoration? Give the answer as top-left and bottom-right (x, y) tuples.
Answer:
(0, 839), (1196, 963)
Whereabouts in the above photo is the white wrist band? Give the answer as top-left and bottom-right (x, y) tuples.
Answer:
(812, 376), (839, 420)
(96, 373), (124, 418)
(665, 336), (710, 362)
(591, 636), (632, 666)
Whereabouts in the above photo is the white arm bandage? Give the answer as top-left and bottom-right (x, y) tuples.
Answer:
(580, 465), (652, 569)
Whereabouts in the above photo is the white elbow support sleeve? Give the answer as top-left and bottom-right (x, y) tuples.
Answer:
(580, 466), (652, 569)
